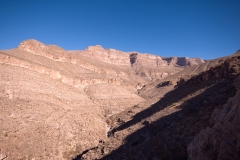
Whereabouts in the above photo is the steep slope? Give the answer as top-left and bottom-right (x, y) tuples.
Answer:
(79, 53), (240, 159)
(138, 51), (240, 98)
(162, 57), (205, 67)
(3, 40), (145, 111)
(0, 40), (144, 159)
(0, 39), (205, 159)
(188, 75), (240, 160)
(70, 43), (204, 82)
(0, 63), (106, 159)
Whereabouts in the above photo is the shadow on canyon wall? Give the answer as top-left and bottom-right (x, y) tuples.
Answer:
(102, 76), (237, 160)
(73, 56), (240, 160)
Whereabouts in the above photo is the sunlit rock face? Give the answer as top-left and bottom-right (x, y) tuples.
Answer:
(0, 39), (206, 159)
(0, 39), (144, 159)
(83, 45), (131, 65)
(130, 53), (205, 67)
(129, 52), (168, 67)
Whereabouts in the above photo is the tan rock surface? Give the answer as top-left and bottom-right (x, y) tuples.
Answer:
(0, 64), (106, 159)
(78, 53), (240, 159)
(83, 45), (130, 65)
(0, 39), (206, 159)
(0, 40), (145, 159)
(138, 51), (240, 98)
(163, 57), (205, 67)
(70, 43), (204, 82)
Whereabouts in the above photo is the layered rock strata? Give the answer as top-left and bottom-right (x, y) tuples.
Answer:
(77, 53), (240, 159)
(163, 57), (205, 67)
(0, 40), (145, 159)
(0, 39), (205, 159)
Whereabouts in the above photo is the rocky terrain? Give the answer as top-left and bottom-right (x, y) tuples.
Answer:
(0, 39), (204, 160)
(77, 51), (240, 159)
(188, 75), (240, 160)
(1, 39), (239, 160)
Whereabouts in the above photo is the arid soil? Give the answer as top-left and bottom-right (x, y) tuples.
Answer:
(1, 39), (239, 160)
(77, 52), (240, 159)
(0, 39), (203, 160)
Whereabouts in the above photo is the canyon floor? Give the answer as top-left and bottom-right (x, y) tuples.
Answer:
(0, 40), (239, 160)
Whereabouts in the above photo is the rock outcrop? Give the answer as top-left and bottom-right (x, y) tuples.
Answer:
(77, 52), (240, 160)
(129, 52), (168, 67)
(18, 39), (71, 62)
(177, 55), (240, 85)
(130, 53), (205, 67)
(0, 63), (106, 160)
(163, 57), (205, 67)
(0, 40), (145, 160)
(187, 76), (240, 160)
(18, 40), (205, 83)
(128, 52), (204, 82)
(0, 39), (207, 159)
(83, 46), (130, 65)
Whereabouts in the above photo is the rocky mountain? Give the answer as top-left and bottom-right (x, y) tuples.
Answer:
(69, 44), (204, 68)
(1, 39), (238, 160)
(76, 51), (240, 159)
(162, 57), (205, 67)
(0, 40), (142, 160)
(0, 39), (204, 160)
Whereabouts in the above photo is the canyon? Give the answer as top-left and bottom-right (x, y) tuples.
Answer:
(0, 39), (239, 160)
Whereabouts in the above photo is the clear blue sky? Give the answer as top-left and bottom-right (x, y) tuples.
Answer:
(0, 0), (240, 60)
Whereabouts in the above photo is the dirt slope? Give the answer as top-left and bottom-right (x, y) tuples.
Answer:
(188, 75), (240, 160)
(0, 39), (212, 159)
(78, 53), (240, 159)
(0, 40), (144, 159)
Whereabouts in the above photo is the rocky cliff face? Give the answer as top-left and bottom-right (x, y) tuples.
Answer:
(129, 52), (204, 81)
(17, 39), (205, 84)
(18, 39), (70, 62)
(129, 52), (168, 67)
(130, 53), (205, 67)
(84, 46), (131, 65)
(77, 52), (240, 160)
(163, 57), (205, 67)
(70, 42), (204, 81)
(177, 55), (240, 85)
(0, 39), (207, 160)
(0, 40), (145, 160)
(187, 76), (240, 160)
(18, 40), (205, 69)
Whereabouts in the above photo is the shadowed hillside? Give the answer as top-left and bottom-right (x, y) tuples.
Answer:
(77, 53), (240, 159)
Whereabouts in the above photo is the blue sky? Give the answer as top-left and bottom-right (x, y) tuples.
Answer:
(0, 0), (240, 60)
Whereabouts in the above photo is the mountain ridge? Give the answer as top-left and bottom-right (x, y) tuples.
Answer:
(0, 39), (238, 159)
(78, 51), (240, 159)
(18, 39), (205, 67)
